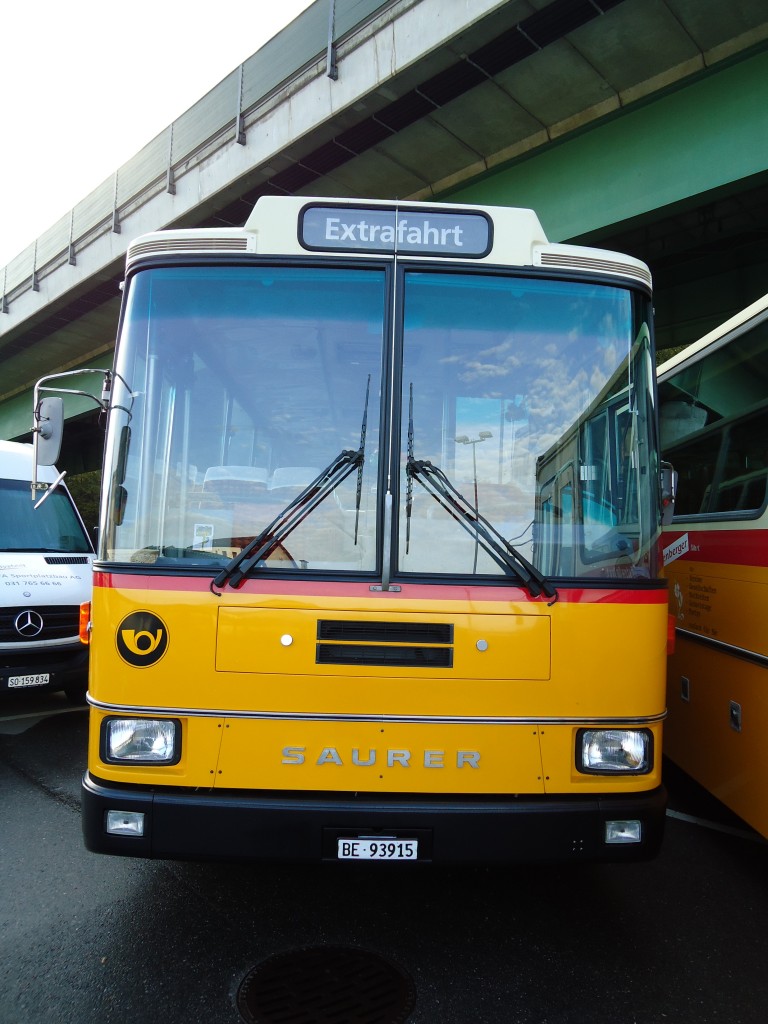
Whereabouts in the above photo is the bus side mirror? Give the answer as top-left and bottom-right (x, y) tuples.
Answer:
(660, 462), (677, 525)
(35, 396), (64, 466)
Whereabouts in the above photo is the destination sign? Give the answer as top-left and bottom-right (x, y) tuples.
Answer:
(299, 204), (492, 257)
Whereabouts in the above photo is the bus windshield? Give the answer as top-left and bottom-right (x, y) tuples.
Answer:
(102, 264), (657, 580)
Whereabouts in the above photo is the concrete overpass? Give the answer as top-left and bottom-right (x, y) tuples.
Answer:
(2, 0), (768, 483)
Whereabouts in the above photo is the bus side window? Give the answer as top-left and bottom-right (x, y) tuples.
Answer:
(711, 410), (768, 513)
(536, 467), (575, 576)
(664, 434), (718, 516)
(665, 408), (768, 517)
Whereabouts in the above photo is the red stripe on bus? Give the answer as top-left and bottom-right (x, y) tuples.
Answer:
(664, 528), (768, 568)
(93, 571), (666, 604)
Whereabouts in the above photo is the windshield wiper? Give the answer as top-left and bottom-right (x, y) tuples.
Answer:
(353, 375), (371, 544)
(212, 377), (370, 591)
(407, 457), (557, 600)
(406, 386), (556, 601)
(212, 450), (362, 590)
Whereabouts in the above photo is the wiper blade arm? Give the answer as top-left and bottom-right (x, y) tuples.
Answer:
(407, 457), (557, 601)
(213, 449), (362, 590)
(213, 380), (372, 591)
(354, 374), (371, 544)
(406, 383), (415, 554)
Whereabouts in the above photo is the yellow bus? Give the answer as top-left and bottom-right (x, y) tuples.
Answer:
(658, 293), (768, 838)
(46, 197), (669, 863)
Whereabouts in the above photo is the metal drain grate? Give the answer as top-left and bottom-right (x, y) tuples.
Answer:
(237, 946), (417, 1024)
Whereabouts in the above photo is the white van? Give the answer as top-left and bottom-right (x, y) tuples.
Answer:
(0, 440), (94, 701)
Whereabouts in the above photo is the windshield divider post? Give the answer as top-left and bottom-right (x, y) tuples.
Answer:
(380, 491), (393, 591)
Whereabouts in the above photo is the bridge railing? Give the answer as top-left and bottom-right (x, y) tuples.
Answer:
(1, 0), (394, 313)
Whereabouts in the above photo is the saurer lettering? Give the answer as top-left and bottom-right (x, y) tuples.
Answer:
(282, 746), (480, 768)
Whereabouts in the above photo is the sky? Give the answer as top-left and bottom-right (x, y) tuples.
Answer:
(0, 0), (316, 269)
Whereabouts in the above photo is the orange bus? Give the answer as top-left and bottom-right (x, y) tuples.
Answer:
(38, 197), (669, 863)
(658, 293), (768, 838)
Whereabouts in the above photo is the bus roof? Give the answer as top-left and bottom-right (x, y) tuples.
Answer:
(658, 291), (768, 381)
(124, 196), (652, 291)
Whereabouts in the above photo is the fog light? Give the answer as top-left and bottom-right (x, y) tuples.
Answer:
(605, 819), (642, 844)
(102, 717), (180, 765)
(106, 810), (145, 836)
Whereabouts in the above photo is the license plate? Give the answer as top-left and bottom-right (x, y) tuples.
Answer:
(337, 837), (418, 861)
(7, 673), (50, 689)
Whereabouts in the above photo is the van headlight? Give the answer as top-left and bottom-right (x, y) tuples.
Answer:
(101, 717), (181, 765)
(576, 728), (652, 774)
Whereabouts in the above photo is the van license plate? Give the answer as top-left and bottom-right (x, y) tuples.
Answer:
(8, 673), (50, 688)
(337, 838), (418, 860)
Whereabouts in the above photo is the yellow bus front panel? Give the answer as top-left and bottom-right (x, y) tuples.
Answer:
(214, 718), (545, 794)
(87, 575), (667, 803)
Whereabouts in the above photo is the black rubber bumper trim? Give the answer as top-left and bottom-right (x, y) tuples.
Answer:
(81, 772), (666, 864)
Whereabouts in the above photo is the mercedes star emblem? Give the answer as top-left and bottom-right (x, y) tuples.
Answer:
(14, 610), (45, 638)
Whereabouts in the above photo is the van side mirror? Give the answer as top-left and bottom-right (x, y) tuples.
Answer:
(660, 462), (677, 525)
(35, 396), (64, 466)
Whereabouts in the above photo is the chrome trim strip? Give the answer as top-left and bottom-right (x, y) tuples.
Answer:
(676, 628), (768, 669)
(86, 697), (666, 726)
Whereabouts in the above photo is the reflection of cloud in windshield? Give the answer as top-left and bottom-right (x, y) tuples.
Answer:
(451, 339), (524, 386)
(517, 332), (627, 440)
(405, 284), (635, 532)
(412, 293), (632, 479)
(446, 342), (630, 479)
(527, 359), (589, 426)
(459, 361), (514, 382)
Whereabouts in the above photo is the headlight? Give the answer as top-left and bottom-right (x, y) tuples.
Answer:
(577, 728), (652, 774)
(102, 717), (181, 765)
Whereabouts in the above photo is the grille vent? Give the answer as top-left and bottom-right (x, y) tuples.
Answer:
(317, 644), (452, 668)
(0, 605), (80, 643)
(318, 620), (452, 644)
(537, 251), (652, 289)
(316, 619), (453, 668)
(127, 236), (248, 265)
(44, 555), (90, 565)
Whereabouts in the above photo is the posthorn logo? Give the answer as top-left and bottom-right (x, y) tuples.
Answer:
(14, 610), (44, 638)
(116, 611), (169, 667)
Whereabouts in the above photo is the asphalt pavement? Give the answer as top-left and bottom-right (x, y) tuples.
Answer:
(1, 694), (767, 1024)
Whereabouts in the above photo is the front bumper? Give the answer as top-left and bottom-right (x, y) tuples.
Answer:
(1, 644), (88, 696)
(82, 772), (666, 864)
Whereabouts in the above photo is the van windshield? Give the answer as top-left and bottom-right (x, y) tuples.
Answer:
(0, 480), (91, 553)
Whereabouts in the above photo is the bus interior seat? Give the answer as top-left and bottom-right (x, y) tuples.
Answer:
(268, 467), (320, 493)
(202, 466), (268, 502)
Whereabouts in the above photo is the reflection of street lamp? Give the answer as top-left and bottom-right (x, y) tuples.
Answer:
(455, 431), (492, 572)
